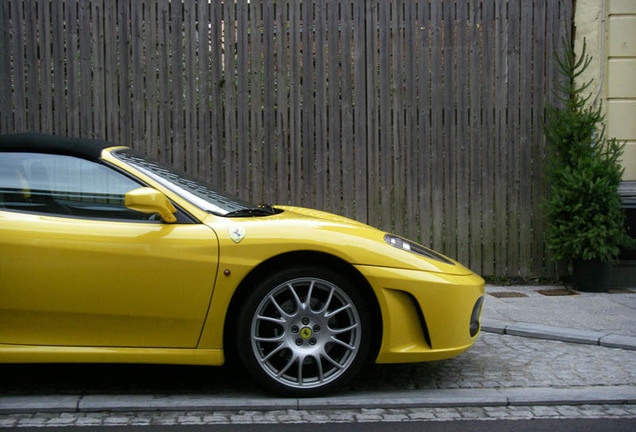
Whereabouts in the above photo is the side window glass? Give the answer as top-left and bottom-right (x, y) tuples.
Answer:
(0, 152), (153, 221)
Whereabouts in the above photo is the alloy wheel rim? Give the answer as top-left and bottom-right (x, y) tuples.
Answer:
(250, 277), (361, 389)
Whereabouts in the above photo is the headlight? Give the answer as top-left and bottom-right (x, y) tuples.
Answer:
(384, 234), (455, 265)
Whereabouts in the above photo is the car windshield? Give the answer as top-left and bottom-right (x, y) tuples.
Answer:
(111, 149), (253, 216)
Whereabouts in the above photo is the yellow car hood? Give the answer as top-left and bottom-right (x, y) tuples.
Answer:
(206, 206), (474, 276)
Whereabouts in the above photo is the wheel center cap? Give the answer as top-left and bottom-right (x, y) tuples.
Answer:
(300, 327), (312, 339)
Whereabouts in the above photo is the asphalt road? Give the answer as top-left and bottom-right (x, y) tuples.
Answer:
(8, 419), (636, 432)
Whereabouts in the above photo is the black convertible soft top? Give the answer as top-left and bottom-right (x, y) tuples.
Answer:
(0, 133), (120, 161)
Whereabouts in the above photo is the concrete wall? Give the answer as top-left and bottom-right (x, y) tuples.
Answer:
(575, 0), (636, 181)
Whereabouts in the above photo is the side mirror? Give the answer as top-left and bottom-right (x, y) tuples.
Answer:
(125, 187), (177, 223)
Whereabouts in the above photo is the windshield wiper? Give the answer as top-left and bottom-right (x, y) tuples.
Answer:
(224, 206), (275, 218)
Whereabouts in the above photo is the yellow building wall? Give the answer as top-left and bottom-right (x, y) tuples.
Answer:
(607, 1), (636, 180)
(575, 0), (636, 181)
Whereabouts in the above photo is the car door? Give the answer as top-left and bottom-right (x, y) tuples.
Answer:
(0, 152), (218, 348)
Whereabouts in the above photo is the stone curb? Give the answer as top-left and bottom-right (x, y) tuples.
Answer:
(1, 386), (634, 414)
(481, 319), (636, 350)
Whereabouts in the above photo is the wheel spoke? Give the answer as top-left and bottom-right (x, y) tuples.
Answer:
(330, 322), (358, 334)
(325, 303), (351, 319)
(288, 283), (303, 311)
(254, 334), (285, 342)
(297, 355), (304, 385)
(316, 286), (335, 314)
(257, 314), (286, 324)
(314, 354), (324, 383)
(306, 280), (315, 311)
(260, 343), (286, 363)
(329, 336), (355, 351)
(277, 353), (297, 378)
(270, 295), (292, 318)
(322, 351), (345, 369)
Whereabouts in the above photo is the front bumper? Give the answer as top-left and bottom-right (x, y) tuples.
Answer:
(355, 265), (485, 364)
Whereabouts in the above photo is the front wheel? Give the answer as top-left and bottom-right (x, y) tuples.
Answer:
(236, 266), (371, 397)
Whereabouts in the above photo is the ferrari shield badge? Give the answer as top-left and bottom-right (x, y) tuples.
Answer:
(229, 226), (246, 244)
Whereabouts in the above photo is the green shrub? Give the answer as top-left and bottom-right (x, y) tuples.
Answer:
(544, 38), (634, 263)
(545, 138), (631, 262)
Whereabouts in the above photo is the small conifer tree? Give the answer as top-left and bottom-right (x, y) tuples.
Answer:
(544, 38), (633, 264)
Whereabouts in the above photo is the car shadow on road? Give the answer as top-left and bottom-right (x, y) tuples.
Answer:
(0, 362), (260, 396)
(0, 355), (474, 398)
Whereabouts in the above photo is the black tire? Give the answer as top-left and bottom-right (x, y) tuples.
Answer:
(235, 265), (371, 397)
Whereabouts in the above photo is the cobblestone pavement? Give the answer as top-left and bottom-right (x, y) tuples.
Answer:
(0, 405), (635, 427)
(2, 333), (635, 427)
(2, 333), (635, 396)
(351, 332), (636, 391)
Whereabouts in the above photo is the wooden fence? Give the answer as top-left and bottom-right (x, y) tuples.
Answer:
(0, 0), (573, 277)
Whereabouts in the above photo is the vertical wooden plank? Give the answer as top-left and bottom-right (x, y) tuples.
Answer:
(545, 0), (559, 127)
(51, 0), (64, 135)
(224, 0), (237, 193)
(206, 2), (227, 189)
(158, 0), (171, 162)
(531, 0), (547, 276)
(340, 0), (354, 219)
(91, 0), (106, 139)
(289, 0), (301, 204)
(481, 0), (495, 275)
(392, 0), (404, 234)
(405, 0), (417, 240)
(170, 0), (184, 167)
(39, 0), (53, 133)
(456, 0), (469, 265)
(494, 0), (508, 276)
(11, 0), (26, 132)
(263, 0), (275, 202)
(117, 0), (131, 145)
(542, 0), (561, 277)
(506, 0), (520, 275)
(131, 0), (144, 149)
(315, 0), (327, 210)
(469, 0), (483, 273)
(366, 0), (379, 228)
(379, 0), (391, 230)
(442, 0), (456, 259)
(25, 0), (38, 131)
(519, 0), (532, 276)
(247, 0), (261, 200)
(302, 0), (315, 207)
(237, 0), (249, 198)
(104, 0), (117, 142)
(209, 2), (226, 189)
(353, 0), (367, 222)
(0, 0), (11, 132)
(276, 0), (289, 203)
(78, 0), (92, 137)
(560, 0), (572, 43)
(183, 0), (197, 172)
(145, 0), (158, 158)
(417, 0), (432, 247)
(430, 0), (443, 251)
(66, 0), (79, 136)
(198, 0), (211, 181)
(210, 0), (223, 188)
(327, 0), (341, 213)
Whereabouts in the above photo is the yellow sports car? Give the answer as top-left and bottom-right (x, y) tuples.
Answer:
(0, 133), (484, 397)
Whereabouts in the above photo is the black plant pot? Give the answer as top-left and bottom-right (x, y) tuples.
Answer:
(572, 259), (613, 292)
